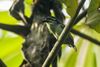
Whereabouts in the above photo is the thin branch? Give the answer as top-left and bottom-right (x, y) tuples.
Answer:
(0, 59), (6, 67)
(42, 0), (86, 67)
(74, 9), (87, 25)
(71, 29), (100, 45)
(0, 23), (30, 37)
(71, 9), (100, 45)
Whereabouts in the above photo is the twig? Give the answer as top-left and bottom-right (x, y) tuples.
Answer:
(71, 9), (100, 45)
(42, 0), (86, 67)
(71, 29), (100, 45)
(74, 9), (87, 25)
(0, 23), (30, 37)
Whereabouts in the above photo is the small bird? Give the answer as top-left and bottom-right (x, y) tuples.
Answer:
(44, 17), (76, 51)
(9, 0), (76, 67)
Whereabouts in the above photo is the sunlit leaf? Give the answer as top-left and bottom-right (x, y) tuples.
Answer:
(87, 0), (100, 33)
(63, 0), (78, 17)
(84, 44), (96, 67)
(0, 11), (18, 24)
(94, 45), (100, 67)
(0, 34), (24, 67)
(0, 36), (23, 57)
(25, 0), (33, 5)
(59, 24), (100, 67)
(2, 49), (23, 67)
(25, 3), (32, 17)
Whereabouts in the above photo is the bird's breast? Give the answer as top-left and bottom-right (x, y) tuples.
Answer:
(22, 22), (50, 66)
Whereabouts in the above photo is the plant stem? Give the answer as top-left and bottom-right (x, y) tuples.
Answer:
(42, 0), (86, 67)
(74, 9), (87, 25)
(71, 29), (100, 45)
(0, 23), (30, 37)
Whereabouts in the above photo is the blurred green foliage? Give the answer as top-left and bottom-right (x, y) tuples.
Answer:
(0, 0), (100, 67)
(87, 0), (100, 33)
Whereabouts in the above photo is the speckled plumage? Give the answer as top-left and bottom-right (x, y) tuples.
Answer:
(9, 0), (73, 67)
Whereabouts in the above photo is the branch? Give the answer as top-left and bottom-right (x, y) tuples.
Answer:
(0, 59), (6, 67)
(71, 29), (100, 45)
(74, 9), (87, 25)
(42, 0), (86, 67)
(9, 0), (28, 25)
(0, 23), (30, 37)
(71, 9), (100, 45)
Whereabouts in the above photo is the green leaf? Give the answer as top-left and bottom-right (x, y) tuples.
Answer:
(25, 3), (32, 17)
(63, 0), (78, 17)
(0, 35), (24, 67)
(84, 44), (96, 67)
(62, 37), (83, 67)
(2, 49), (23, 67)
(87, 0), (100, 33)
(94, 45), (100, 67)
(59, 24), (100, 67)
(24, 0), (33, 17)
(25, 0), (33, 5)
(0, 11), (18, 24)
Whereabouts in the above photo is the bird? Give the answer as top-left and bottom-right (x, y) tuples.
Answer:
(9, 0), (76, 67)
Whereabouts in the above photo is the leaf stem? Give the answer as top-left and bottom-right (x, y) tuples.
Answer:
(74, 9), (87, 25)
(71, 29), (100, 45)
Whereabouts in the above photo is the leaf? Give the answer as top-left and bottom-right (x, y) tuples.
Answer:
(24, 3), (32, 17)
(0, 35), (24, 67)
(63, 37), (83, 67)
(63, 0), (78, 17)
(86, 0), (100, 33)
(84, 44), (96, 67)
(59, 24), (100, 67)
(25, 0), (33, 5)
(94, 45), (100, 67)
(3, 49), (23, 67)
(24, 0), (32, 17)
(0, 11), (18, 24)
